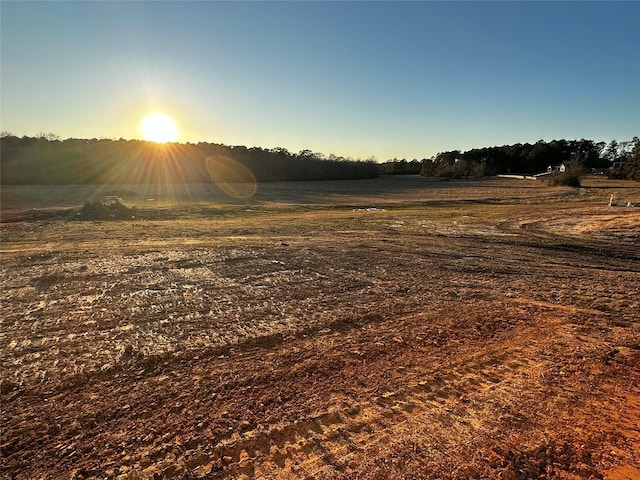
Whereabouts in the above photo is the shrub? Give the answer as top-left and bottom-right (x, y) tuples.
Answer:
(547, 172), (581, 187)
(547, 160), (583, 187)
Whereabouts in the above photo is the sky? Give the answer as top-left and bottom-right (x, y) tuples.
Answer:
(1, 1), (639, 161)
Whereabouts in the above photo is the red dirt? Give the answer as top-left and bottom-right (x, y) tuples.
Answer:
(1, 178), (639, 479)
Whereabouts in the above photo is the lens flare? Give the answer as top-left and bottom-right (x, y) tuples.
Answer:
(205, 155), (257, 199)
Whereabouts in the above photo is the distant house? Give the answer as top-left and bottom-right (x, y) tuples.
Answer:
(547, 164), (566, 173)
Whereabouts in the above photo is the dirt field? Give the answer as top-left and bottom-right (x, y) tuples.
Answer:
(2, 176), (639, 479)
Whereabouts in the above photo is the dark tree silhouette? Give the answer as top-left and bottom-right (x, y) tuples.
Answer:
(420, 139), (620, 179)
(0, 136), (378, 185)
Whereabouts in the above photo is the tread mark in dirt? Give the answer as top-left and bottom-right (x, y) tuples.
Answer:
(134, 342), (526, 478)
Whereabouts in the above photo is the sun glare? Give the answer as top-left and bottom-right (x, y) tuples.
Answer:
(141, 113), (178, 143)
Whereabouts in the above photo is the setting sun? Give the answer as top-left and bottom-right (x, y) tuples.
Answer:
(141, 113), (178, 143)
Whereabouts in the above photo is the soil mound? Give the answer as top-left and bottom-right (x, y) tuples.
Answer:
(76, 199), (136, 220)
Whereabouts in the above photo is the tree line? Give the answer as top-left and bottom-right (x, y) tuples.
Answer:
(0, 134), (379, 185)
(2, 134), (638, 184)
(417, 138), (640, 180)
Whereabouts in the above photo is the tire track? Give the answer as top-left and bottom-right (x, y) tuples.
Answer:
(132, 312), (560, 479)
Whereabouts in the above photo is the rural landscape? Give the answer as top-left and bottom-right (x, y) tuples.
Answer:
(3, 1), (639, 478)
(2, 174), (639, 479)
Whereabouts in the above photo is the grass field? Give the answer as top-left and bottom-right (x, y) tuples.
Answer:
(1, 175), (639, 479)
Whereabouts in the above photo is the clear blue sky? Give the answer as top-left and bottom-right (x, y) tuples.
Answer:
(2, 1), (639, 160)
